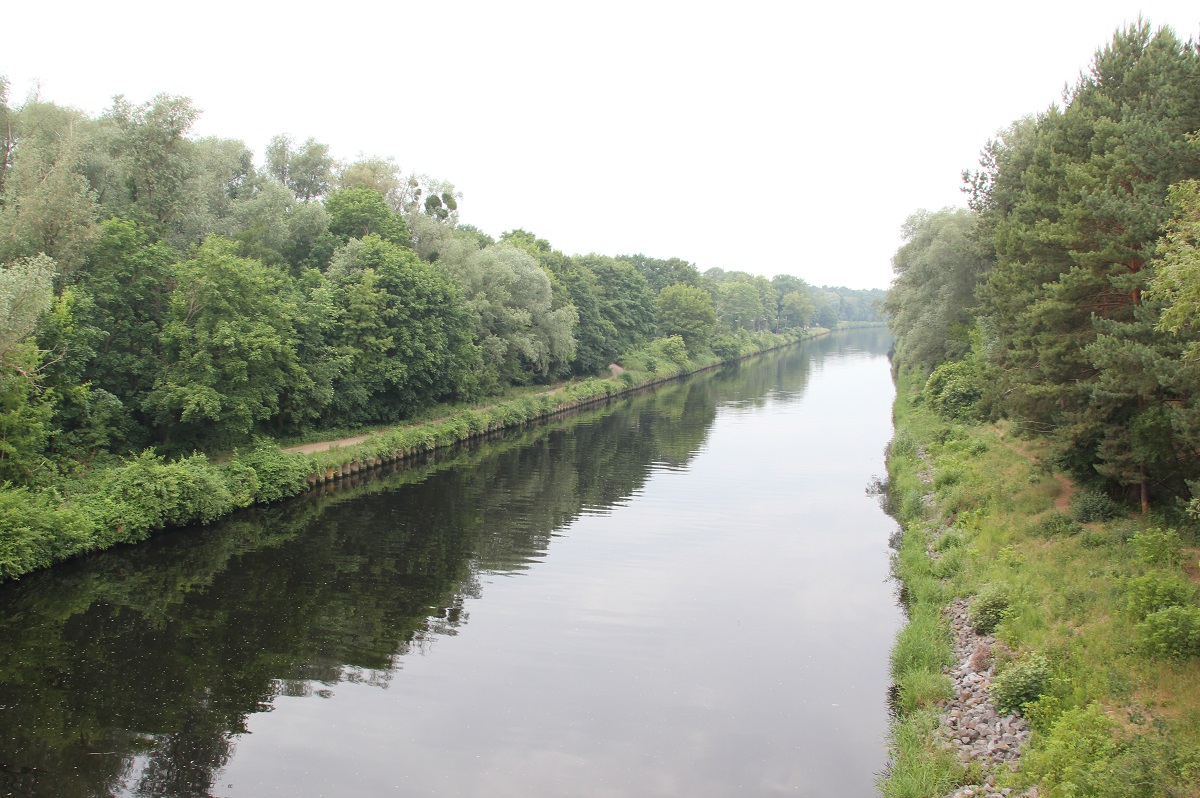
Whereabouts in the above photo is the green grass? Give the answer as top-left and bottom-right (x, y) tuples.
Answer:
(879, 367), (1200, 798)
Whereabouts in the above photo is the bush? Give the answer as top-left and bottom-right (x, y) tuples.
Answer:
(648, 335), (690, 368)
(932, 546), (964, 579)
(1034, 513), (1082, 538)
(0, 485), (95, 580)
(1072, 489), (1123, 523)
(709, 333), (742, 361)
(968, 586), (1011, 634)
(1129, 527), (1184, 568)
(1136, 605), (1200, 658)
(923, 360), (982, 419)
(239, 444), (309, 504)
(991, 651), (1050, 715)
(99, 451), (234, 538)
(933, 530), (963, 552)
(1125, 573), (1198, 619)
(1024, 704), (1119, 794)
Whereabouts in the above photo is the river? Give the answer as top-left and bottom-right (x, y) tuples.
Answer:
(0, 328), (901, 798)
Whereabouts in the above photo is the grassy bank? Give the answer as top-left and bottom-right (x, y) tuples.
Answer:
(0, 329), (825, 582)
(881, 369), (1200, 798)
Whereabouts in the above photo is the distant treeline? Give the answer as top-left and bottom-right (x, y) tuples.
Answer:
(885, 20), (1200, 515)
(0, 78), (879, 478)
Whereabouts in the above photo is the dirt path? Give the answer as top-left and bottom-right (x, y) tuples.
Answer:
(998, 430), (1077, 512)
(1050, 472), (1076, 512)
(283, 434), (375, 455)
(280, 379), (584, 456)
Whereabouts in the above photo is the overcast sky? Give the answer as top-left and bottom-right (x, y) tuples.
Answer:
(5, 2), (1199, 289)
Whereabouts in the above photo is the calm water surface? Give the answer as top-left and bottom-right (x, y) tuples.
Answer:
(0, 329), (901, 797)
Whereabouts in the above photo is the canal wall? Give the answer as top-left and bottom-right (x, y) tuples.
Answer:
(296, 328), (831, 489)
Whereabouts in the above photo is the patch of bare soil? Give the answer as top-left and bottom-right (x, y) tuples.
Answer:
(283, 434), (373, 455)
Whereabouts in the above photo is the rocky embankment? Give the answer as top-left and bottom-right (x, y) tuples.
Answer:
(937, 598), (1037, 798)
(915, 447), (1038, 798)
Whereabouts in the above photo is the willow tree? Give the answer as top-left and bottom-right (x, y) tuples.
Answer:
(884, 208), (988, 372)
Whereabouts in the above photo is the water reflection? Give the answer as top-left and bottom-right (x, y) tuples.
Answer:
(0, 329), (898, 798)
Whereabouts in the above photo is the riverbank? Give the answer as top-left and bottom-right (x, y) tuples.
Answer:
(0, 328), (828, 583)
(881, 368), (1200, 798)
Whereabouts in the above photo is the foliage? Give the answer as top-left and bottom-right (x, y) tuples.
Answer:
(0, 484), (93, 580)
(324, 235), (475, 423)
(1136, 605), (1200, 658)
(1071, 489), (1124, 523)
(0, 253), (56, 367)
(1148, 179), (1200, 354)
(236, 443), (309, 504)
(656, 283), (716, 353)
(438, 241), (577, 388)
(1125, 572), (1198, 618)
(1024, 704), (1120, 796)
(923, 359), (982, 419)
(1033, 513), (1082, 538)
(968, 585), (1011, 634)
(885, 208), (987, 370)
(990, 651), (1050, 714)
(1128, 526), (1183, 567)
(145, 237), (307, 449)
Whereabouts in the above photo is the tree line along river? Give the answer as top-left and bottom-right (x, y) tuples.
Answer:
(0, 327), (900, 798)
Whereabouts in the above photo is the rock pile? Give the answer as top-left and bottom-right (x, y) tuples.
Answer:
(938, 598), (1038, 798)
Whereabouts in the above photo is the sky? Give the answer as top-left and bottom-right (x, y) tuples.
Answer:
(4, 1), (1199, 289)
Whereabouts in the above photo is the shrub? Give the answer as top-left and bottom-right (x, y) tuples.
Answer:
(709, 333), (742, 361)
(923, 360), (982, 419)
(0, 486), (95, 580)
(1021, 693), (1067, 733)
(648, 335), (690, 368)
(240, 444), (309, 504)
(1034, 513), (1082, 538)
(1072, 489), (1123, 523)
(1136, 605), (1200, 658)
(100, 451), (234, 537)
(1125, 573), (1198, 619)
(932, 546), (964, 579)
(968, 586), (1011, 634)
(1129, 527), (1183, 568)
(1024, 704), (1119, 794)
(991, 651), (1050, 715)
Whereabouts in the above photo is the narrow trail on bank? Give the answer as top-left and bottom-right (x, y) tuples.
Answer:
(280, 383), (575, 455)
(996, 431), (1077, 512)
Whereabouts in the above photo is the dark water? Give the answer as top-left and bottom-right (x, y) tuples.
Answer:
(0, 328), (900, 798)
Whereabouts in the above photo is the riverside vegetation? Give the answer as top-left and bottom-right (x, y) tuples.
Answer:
(883, 371), (1200, 797)
(0, 75), (881, 580)
(882, 19), (1200, 798)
